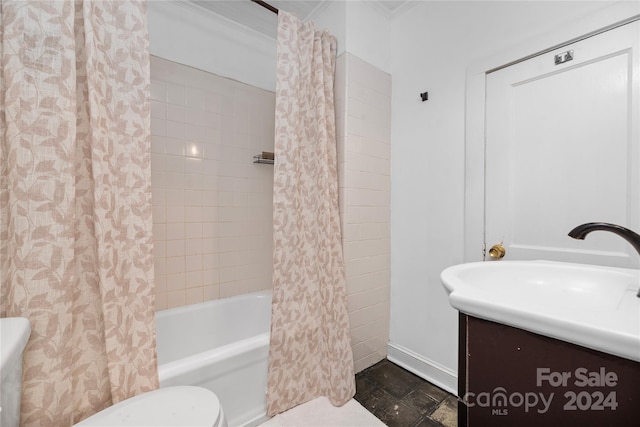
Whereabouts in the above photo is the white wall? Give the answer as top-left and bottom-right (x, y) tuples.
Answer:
(335, 53), (392, 373)
(147, 1), (277, 92)
(344, 1), (391, 74)
(313, 1), (391, 74)
(389, 1), (640, 393)
(312, 0), (347, 56)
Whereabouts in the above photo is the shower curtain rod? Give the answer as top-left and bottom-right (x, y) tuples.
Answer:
(251, 0), (279, 15)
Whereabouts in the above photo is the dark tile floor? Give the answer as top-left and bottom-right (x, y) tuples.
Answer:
(355, 359), (458, 427)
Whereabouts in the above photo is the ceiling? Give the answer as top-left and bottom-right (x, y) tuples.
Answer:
(189, 1), (413, 39)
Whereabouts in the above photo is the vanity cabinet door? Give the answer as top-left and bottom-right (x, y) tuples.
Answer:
(458, 314), (640, 426)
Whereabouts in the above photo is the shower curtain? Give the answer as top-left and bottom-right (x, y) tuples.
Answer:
(0, 1), (158, 425)
(267, 11), (355, 416)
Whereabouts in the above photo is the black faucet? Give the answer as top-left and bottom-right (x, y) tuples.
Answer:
(568, 222), (640, 298)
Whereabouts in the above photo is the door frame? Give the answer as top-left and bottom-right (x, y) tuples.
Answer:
(463, 4), (640, 263)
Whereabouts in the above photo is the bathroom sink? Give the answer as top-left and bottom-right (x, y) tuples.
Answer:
(441, 260), (640, 362)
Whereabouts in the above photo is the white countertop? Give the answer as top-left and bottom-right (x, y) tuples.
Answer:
(441, 260), (640, 362)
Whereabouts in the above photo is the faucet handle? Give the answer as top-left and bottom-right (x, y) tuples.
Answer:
(489, 243), (506, 259)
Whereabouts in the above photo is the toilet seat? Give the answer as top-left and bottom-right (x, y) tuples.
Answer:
(74, 386), (225, 426)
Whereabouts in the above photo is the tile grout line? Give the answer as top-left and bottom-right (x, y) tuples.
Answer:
(354, 359), (456, 427)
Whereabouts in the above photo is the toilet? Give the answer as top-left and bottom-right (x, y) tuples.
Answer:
(74, 386), (227, 427)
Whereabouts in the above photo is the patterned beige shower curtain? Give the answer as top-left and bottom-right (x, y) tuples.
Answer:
(267, 11), (355, 416)
(0, 1), (158, 425)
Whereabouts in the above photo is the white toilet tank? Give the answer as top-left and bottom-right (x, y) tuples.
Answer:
(74, 386), (227, 427)
(0, 317), (31, 427)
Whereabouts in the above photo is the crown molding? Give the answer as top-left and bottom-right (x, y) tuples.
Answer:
(362, 1), (417, 20)
(387, 1), (418, 19)
(305, 0), (333, 22)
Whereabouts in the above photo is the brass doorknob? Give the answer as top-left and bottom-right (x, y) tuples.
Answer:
(489, 243), (506, 259)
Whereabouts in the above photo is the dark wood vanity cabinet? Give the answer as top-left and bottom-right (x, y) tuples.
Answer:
(458, 314), (640, 426)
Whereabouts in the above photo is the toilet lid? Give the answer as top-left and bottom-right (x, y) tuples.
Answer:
(75, 386), (221, 426)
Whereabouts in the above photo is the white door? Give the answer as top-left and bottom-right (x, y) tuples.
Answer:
(485, 20), (640, 268)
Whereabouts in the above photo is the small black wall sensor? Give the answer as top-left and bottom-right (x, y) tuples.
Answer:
(420, 91), (429, 102)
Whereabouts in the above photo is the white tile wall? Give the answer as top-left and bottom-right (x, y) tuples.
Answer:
(151, 56), (275, 310)
(150, 54), (390, 374)
(336, 53), (392, 373)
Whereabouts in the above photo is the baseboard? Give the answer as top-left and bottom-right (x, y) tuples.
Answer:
(387, 342), (458, 395)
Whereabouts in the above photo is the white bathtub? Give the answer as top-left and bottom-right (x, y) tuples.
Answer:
(155, 291), (272, 427)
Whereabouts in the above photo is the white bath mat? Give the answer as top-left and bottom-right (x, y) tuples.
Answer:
(257, 397), (386, 427)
